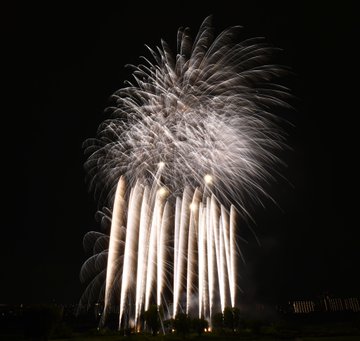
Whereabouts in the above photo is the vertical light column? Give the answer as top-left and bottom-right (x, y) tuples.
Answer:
(173, 197), (182, 318)
(211, 196), (224, 312)
(198, 203), (208, 318)
(173, 187), (191, 317)
(157, 201), (170, 306)
(186, 189), (200, 314)
(220, 205), (231, 308)
(144, 192), (163, 311)
(119, 182), (143, 328)
(206, 196), (215, 322)
(103, 176), (126, 325)
(229, 205), (237, 308)
(134, 187), (150, 328)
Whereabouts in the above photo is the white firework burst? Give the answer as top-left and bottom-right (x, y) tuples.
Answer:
(83, 16), (290, 213)
(80, 16), (291, 330)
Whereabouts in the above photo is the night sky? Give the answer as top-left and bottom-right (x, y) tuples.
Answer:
(3, 2), (358, 306)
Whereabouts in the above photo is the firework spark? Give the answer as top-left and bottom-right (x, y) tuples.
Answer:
(80, 16), (290, 331)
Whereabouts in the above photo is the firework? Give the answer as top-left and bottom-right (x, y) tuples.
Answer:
(79, 16), (290, 331)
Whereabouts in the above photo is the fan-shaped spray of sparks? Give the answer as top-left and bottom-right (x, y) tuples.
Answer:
(80, 16), (290, 331)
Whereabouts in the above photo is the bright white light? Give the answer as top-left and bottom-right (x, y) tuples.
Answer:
(158, 187), (168, 197)
(158, 161), (165, 169)
(204, 174), (213, 184)
(189, 202), (197, 211)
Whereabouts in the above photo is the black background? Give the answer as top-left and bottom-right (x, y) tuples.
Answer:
(2, 1), (357, 306)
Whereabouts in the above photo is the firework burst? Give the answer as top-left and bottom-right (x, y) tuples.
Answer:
(83, 16), (289, 212)
(80, 16), (291, 331)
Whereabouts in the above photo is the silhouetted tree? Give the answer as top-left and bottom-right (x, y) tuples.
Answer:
(192, 317), (209, 336)
(223, 306), (240, 331)
(163, 318), (174, 333)
(174, 313), (191, 336)
(144, 305), (160, 335)
(212, 312), (223, 330)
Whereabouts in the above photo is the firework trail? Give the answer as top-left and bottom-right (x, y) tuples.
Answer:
(79, 16), (290, 331)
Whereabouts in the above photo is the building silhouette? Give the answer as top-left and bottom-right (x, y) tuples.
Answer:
(289, 296), (360, 314)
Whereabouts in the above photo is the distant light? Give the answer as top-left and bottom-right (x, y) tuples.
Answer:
(204, 174), (213, 184)
(158, 187), (168, 197)
(158, 161), (165, 169)
(190, 202), (197, 211)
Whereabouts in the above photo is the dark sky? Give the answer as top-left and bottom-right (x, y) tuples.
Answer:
(3, 2), (358, 306)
